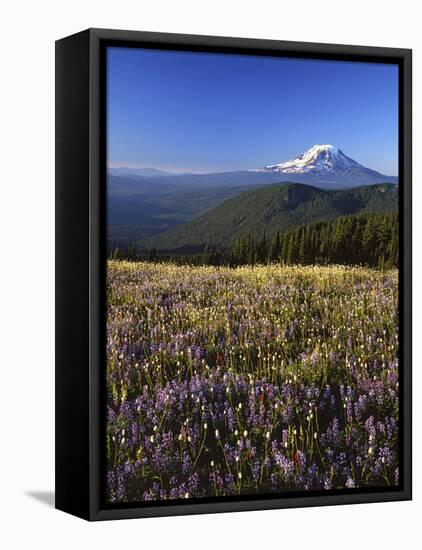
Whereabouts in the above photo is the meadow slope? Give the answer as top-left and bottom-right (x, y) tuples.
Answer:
(106, 261), (399, 502)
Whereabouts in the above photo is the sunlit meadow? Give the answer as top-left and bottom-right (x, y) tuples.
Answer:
(106, 260), (399, 502)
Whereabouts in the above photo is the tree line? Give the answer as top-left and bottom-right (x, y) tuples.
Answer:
(110, 212), (398, 270)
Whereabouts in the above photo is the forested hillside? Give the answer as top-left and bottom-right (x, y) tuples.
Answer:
(114, 212), (398, 269)
(144, 183), (398, 251)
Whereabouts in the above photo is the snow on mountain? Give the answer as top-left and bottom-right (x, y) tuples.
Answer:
(250, 144), (397, 187)
(258, 145), (357, 174)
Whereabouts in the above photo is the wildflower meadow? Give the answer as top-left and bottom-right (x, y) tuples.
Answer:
(106, 261), (399, 502)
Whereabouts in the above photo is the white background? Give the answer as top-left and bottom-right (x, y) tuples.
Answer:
(1, 0), (419, 547)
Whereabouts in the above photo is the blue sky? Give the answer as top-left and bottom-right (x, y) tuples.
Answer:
(107, 47), (398, 176)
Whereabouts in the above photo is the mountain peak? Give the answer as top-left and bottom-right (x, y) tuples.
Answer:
(307, 143), (337, 152)
(253, 144), (362, 176)
(249, 144), (398, 187)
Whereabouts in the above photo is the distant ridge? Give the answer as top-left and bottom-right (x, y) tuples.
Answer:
(108, 145), (397, 190)
(108, 166), (175, 177)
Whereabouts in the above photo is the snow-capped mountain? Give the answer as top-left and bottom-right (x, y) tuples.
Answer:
(258, 145), (357, 174)
(251, 144), (398, 187)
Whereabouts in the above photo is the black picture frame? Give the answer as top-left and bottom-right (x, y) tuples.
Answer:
(55, 28), (412, 521)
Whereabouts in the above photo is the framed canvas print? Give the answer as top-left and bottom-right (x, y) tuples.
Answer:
(55, 28), (412, 521)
